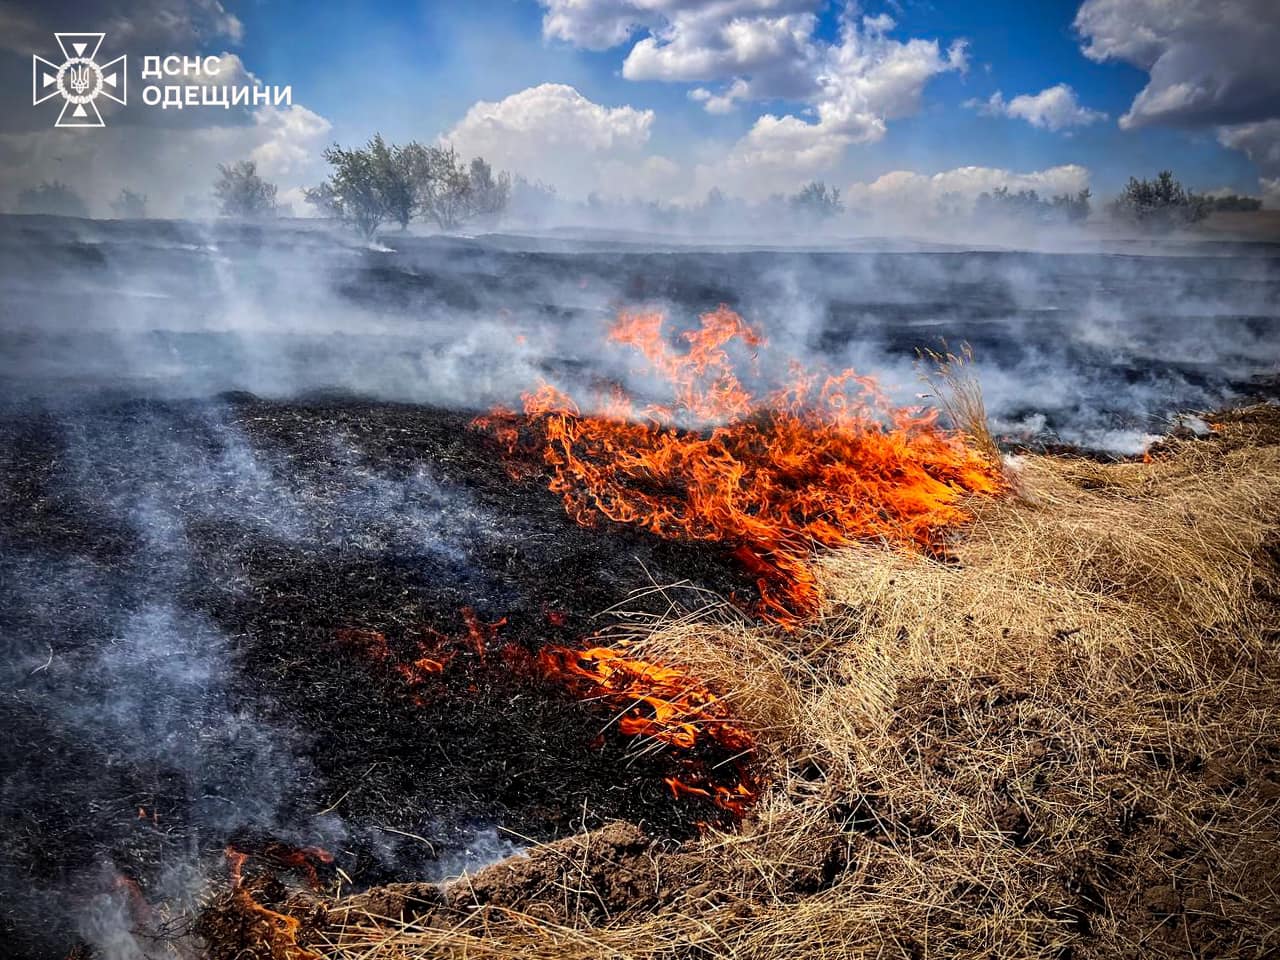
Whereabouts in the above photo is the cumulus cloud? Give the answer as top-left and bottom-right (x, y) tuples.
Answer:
(538, 3), (963, 196)
(689, 78), (750, 114)
(0, 0), (244, 58)
(1076, 1), (1280, 200)
(1217, 120), (1280, 175)
(1217, 120), (1280, 206)
(621, 8), (818, 99)
(1075, 0), (1280, 129)
(444, 83), (673, 200)
(540, 0), (815, 57)
(845, 164), (1091, 217)
(968, 84), (1107, 132)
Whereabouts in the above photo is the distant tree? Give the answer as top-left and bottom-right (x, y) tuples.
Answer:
(465, 156), (512, 223)
(508, 175), (558, 223)
(17, 180), (89, 218)
(1112, 171), (1208, 226)
(213, 161), (277, 218)
(1052, 189), (1091, 222)
(414, 145), (474, 230)
(110, 188), (148, 219)
(306, 141), (391, 238)
(975, 186), (1090, 223)
(789, 181), (843, 220)
(1206, 193), (1262, 212)
(308, 137), (511, 237)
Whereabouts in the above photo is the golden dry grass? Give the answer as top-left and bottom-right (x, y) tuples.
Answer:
(918, 343), (1002, 466)
(307, 405), (1280, 960)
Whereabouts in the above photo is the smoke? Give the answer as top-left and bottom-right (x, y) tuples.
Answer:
(3, 215), (1276, 455)
(0, 212), (1276, 956)
(0, 393), (522, 958)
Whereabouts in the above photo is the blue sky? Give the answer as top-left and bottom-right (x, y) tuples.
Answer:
(2, 0), (1276, 214)
(220, 0), (1266, 199)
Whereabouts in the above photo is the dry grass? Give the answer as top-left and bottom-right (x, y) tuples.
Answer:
(308, 405), (1280, 960)
(918, 343), (1002, 466)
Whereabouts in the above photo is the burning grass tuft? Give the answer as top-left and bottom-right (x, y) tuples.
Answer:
(300, 403), (1280, 959)
(479, 306), (1005, 626)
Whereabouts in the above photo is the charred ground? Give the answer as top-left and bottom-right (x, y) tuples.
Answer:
(0, 392), (756, 959)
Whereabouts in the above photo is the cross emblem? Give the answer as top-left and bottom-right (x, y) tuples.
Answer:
(33, 33), (127, 128)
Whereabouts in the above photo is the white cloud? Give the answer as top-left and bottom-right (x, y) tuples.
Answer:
(689, 78), (750, 114)
(444, 83), (669, 200)
(845, 164), (1091, 217)
(1218, 120), (1280, 206)
(539, 4), (963, 195)
(1217, 120), (1280, 175)
(969, 84), (1107, 132)
(621, 9), (818, 99)
(1075, 0), (1280, 129)
(1076, 1), (1280, 200)
(540, 0), (815, 57)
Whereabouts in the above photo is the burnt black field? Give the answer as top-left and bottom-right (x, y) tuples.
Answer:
(1, 214), (1279, 959)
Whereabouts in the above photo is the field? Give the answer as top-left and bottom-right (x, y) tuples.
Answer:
(0, 216), (1277, 959)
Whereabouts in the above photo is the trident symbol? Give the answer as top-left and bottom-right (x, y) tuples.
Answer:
(67, 63), (92, 94)
(33, 33), (127, 128)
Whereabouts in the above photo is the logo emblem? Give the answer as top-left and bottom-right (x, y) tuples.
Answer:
(33, 34), (127, 128)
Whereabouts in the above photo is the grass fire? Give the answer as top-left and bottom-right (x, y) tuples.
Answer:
(1, 217), (1278, 960)
(479, 306), (1005, 625)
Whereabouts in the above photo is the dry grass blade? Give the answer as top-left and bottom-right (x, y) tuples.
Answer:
(918, 342), (1002, 465)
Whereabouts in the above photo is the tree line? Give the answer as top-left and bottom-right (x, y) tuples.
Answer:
(9, 165), (1266, 234)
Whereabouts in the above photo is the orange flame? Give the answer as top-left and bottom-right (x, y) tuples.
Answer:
(223, 889), (317, 960)
(539, 641), (756, 813)
(480, 305), (1004, 625)
(337, 608), (507, 701)
(224, 846), (322, 960)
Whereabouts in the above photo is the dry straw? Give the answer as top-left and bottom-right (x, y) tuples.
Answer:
(297, 403), (1280, 960)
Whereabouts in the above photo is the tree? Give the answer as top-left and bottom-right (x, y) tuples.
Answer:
(213, 161), (277, 218)
(1112, 171), (1208, 226)
(414, 145), (474, 230)
(1052, 189), (1091, 222)
(508, 175), (558, 224)
(307, 141), (388, 238)
(975, 186), (1090, 223)
(789, 181), (843, 220)
(111, 188), (148, 219)
(17, 181), (89, 218)
(1206, 194), (1262, 212)
(465, 156), (512, 223)
(308, 137), (511, 238)
(380, 137), (422, 229)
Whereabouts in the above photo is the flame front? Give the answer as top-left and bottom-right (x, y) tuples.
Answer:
(538, 641), (757, 814)
(481, 304), (1004, 625)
